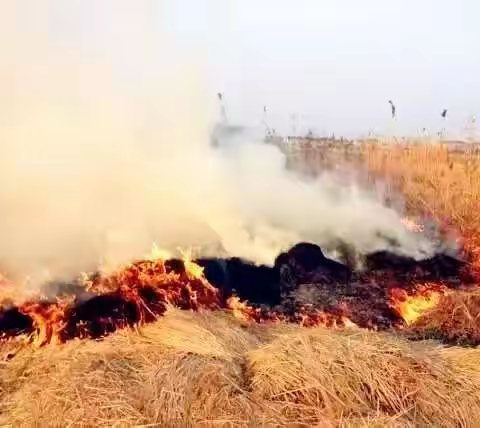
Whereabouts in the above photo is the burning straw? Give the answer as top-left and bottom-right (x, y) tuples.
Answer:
(0, 241), (471, 348)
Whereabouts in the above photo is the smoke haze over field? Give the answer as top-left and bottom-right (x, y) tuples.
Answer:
(0, 2), (442, 284)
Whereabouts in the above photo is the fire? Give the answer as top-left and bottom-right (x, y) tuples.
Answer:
(389, 285), (444, 325)
(146, 244), (205, 280)
(179, 248), (205, 280)
(226, 296), (357, 328)
(401, 217), (425, 233)
(226, 296), (284, 323)
(226, 296), (259, 321)
(295, 309), (356, 328)
(0, 241), (470, 349)
(146, 242), (173, 261)
(20, 300), (69, 346)
(1, 255), (223, 347)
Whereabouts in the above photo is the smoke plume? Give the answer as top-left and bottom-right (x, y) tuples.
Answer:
(0, 2), (438, 286)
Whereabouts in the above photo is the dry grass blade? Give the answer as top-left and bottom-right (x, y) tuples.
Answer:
(2, 308), (480, 426)
(248, 327), (480, 427)
(408, 290), (480, 346)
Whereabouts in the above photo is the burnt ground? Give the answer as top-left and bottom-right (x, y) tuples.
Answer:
(0, 242), (472, 341)
(196, 242), (471, 328)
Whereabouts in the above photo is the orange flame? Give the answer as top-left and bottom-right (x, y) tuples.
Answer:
(1, 256), (223, 347)
(20, 299), (69, 346)
(179, 248), (206, 280)
(226, 296), (357, 328)
(389, 284), (444, 325)
(0, 242), (464, 349)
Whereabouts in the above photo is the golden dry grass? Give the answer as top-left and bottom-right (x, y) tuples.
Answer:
(408, 290), (480, 346)
(249, 327), (480, 427)
(0, 309), (276, 427)
(2, 142), (480, 427)
(2, 308), (480, 427)
(365, 143), (480, 270)
(363, 142), (480, 344)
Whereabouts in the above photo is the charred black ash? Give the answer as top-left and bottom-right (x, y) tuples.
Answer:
(164, 258), (187, 275)
(365, 251), (462, 277)
(197, 242), (466, 304)
(60, 294), (143, 340)
(0, 241), (470, 342)
(274, 243), (352, 295)
(0, 307), (33, 337)
(195, 257), (281, 306)
(197, 242), (468, 328)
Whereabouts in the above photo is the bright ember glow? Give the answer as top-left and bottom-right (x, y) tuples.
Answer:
(389, 285), (444, 325)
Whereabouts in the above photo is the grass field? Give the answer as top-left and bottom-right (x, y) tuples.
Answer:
(364, 143), (480, 272)
(3, 308), (480, 427)
(2, 141), (480, 427)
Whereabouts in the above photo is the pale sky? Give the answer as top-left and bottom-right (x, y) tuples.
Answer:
(2, 1), (479, 138)
(171, 0), (480, 137)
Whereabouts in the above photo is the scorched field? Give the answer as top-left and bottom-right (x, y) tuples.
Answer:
(1, 141), (480, 427)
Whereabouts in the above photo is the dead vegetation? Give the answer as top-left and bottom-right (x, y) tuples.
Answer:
(2, 141), (480, 427)
(408, 290), (480, 346)
(249, 326), (480, 427)
(363, 142), (480, 347)
(365, 143), (480, 272)
(2, 308), (480, 427)
(0, 309), (272, 427)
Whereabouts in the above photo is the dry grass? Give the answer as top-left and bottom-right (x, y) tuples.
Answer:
(365, 143), (480, 270)
(249, 327), (480, 427)
(363, 142), (480, 344)
(3, 142), (480, 427)
(0, 309), (276, 427)
(2, 309), (480, 427)
(408, 290), (480, 346)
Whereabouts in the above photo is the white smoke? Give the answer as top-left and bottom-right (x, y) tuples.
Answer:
(0, 1), (436, 285)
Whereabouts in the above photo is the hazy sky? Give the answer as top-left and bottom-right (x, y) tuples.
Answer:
(2, 1), (480, 137)
(171, 0), (480, 137)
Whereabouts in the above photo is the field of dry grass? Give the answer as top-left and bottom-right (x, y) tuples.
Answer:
(3, 308), (480, 427)
(2, 141), (480, 427)
(365, 143), (480, 272)
(363, 142), (480, 353)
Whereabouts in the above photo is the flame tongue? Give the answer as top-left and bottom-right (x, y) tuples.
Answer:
(20, 300), (69, 346)
(389, 284), (445, 325)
